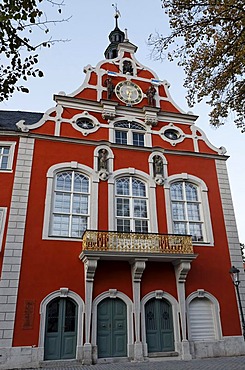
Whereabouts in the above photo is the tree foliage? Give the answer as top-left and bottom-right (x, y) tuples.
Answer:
(149, 1), (245, 131)
(0, 0), (68, 101)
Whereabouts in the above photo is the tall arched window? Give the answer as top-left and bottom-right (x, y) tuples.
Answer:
(51, 171), (90, 237)
(170, 181), (203, 241)
(115, 177), (148, 233)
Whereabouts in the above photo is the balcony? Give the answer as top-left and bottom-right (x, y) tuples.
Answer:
(80, 230), (196, 262)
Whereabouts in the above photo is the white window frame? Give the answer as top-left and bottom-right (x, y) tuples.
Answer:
(165, 173), (214, 246)
(51, 171), (90, 238)
(115, 176), (149, 233)
(109, 117), (152, 148)
(108, 168), (158, 233)
(0, 207), (7, 251)
(42, 162), (99, 241)
(186, 290), (222, 341)
(0, 141), (16, 172)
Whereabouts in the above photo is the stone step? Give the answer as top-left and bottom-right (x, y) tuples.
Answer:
(40, 359), (82, 368)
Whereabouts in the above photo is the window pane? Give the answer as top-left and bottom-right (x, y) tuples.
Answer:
(170, 183), (183, 200)
(53, 215), (69, 236)
(134, 199), (147, 218)
(56, 172), (72, 191)
(133, 132), (144, 147)
(54, 193), (71, 213)
(187, 203), (201, 221)
(117, 219), (130, 232)
(135, 220), (148, 233)
(2, 147), (10, 154)
(74, 174), (89, 193)
(173, 222), (187, 235)
(172, 202), (185, 220)
(71, 216), (87, 237)
(65, 299), (76, 332)
(116, 178), (129, 195)
(185, 183), (198, 201)
(132, 178), (146, 197)
(1, 156), (8, 169)
(130, 122), (145, 130)
(115, 121), (130, 128)
(47, 299), (59, 333)
(115, 130), (127, 144)
(116, 198), (130, 217)
(190, 223), (203, 241)
(72, 194), (88, 214)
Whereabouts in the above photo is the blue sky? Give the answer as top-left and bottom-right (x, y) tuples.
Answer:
(1, 0), (244, 243)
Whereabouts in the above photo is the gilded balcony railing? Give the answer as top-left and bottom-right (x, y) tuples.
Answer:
(82, 230), (194, 254)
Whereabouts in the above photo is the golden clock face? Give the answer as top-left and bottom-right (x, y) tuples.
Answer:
(115, 81), (143, 105)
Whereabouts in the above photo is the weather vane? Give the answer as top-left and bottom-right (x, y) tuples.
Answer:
(112, 3), (121, 18)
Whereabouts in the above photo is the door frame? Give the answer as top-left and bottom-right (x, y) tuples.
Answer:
(141, 291), (180, 356)
(92, 290), (134, 360)
(39, 289), (85, 360)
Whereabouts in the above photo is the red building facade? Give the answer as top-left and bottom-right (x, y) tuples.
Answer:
(0, 20), (244, 368)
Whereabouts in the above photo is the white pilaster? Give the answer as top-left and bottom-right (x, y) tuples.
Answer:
(130, 258), (147, 361)
(81, 256), (99, 365)
(215, 159), (245, 331)
(173, 260), (192, 360)
(0, 137), (35, 347)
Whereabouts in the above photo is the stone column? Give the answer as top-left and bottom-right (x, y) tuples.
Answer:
(173, 259), (192, 360)
(130, 258), (147, 361)
(81, 256), (99, 365)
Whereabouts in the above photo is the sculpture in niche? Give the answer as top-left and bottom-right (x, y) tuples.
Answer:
(98, 149), (109, 181)
(104, 77), (114, 99)
(98, 149), (108, 170)
(153, 155), (164, 185)
(146, 85), (157, 106)
(123, 60), (133, 75)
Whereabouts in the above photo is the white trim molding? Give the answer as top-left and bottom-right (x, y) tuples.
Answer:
(0, 141), (16, 172)
(164, 173), (214, 246)
(108, 168), (158, 233)
(38, 289), (85, 360)
(0, 207), (7, 251)
(186, 289), (222, 342)
(91, 290), (134, 362)
(42, 161), (99, 240)
(141, 291), (181, 357)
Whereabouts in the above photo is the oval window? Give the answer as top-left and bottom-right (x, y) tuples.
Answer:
(164, 129), (180, 140)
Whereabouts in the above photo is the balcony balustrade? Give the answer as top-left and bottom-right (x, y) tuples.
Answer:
(82, 230), (194, 255)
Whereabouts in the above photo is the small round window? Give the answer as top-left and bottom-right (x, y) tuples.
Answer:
(164, 129), (180, 140)
(76, 118), (94, 130)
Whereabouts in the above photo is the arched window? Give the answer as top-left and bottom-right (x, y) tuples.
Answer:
(51, 171), (90, 237)
(114, 121), (146, 147)
(115, 177), (148, 233)
(170, 181), (204, 241)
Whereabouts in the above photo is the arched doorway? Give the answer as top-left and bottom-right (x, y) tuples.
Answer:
(145, 298), (174, 353)
(44, 297), (78, 360)
(97, 298), (127, 358)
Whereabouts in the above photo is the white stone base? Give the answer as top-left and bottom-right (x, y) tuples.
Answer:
(0, 337), (244, 369)
(189, 336), (245, 358)
(0, 346), (42, 369)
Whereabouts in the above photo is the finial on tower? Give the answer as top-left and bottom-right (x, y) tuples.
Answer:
(112, 3), (121, 27)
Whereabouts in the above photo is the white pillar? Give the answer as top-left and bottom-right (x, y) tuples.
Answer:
(173, 259), (192, 360)
(131, 258), (147, 361)
(82, 256), (99, 365)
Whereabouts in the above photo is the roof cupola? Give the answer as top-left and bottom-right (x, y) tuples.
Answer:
(104, 5), (125, 59)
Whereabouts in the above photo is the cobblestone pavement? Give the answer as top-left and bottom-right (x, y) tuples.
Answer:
(25, 356), (245, 370)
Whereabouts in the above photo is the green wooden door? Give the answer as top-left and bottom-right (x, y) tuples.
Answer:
(44, 297), (77, 360)
(145, 298), (174, 353)
(97, 298), (127, 358)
